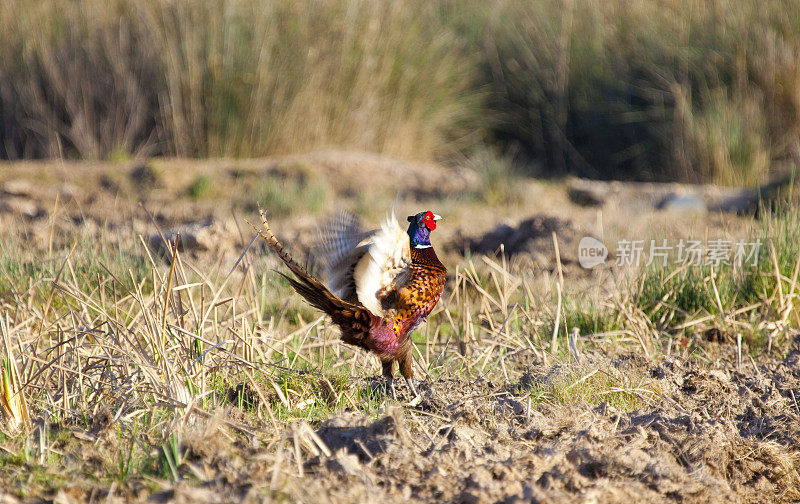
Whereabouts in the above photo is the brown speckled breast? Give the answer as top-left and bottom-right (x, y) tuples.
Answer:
(390, 247), (447, 337)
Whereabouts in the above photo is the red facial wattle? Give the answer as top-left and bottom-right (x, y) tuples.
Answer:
(423, 211), (436, 231)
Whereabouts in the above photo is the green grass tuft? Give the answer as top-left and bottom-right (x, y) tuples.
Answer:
(187, 176), (214, 199)
(523, 363), (661, 412)
(257, 170), (330, 217)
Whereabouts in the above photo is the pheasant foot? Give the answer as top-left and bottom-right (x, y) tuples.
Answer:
(405, 377), (422, 406)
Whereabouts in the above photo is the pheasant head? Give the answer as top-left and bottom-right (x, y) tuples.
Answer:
(406, 210), (441, 249)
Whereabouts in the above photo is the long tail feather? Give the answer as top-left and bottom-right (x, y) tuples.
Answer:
(253, 208), (364, 317)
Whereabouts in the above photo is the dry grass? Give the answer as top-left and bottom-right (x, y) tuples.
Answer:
(3, 0), (800, 185)
(0, 0), (478, 160)
(483, 0), (800, 184)
(0, 207), (795, 411)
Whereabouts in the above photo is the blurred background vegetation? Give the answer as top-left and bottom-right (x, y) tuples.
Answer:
(1, 0), (799, 185)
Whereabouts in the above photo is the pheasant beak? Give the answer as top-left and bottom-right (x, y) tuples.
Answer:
(432, 214), (442, 221)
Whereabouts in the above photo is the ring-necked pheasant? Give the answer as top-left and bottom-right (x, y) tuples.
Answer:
(254, 208), (446, 403)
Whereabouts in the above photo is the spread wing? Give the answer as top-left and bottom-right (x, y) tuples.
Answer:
(353, 213), (412, 317)
(314, 211), (373, 302)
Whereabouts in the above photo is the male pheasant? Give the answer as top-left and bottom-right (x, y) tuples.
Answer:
(255, 209), (446, 402)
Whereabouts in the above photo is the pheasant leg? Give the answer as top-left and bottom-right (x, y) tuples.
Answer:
(389, 378), (397, 401)
(382, 361), (397, 401)
(400, 355), (422, 406)
(405, 377), (418, 397)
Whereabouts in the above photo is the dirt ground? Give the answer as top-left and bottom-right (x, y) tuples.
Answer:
(7, 342), (797, 504)
(204, 343), (800, 504)
(0, 153), (796, 503)
(0, 151), (757, 277)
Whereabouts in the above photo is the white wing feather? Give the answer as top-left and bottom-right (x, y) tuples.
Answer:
(354, 213), (411, 317)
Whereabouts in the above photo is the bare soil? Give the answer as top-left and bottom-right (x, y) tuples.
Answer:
(6, 342), (797, 503)
(0, 151), (757, 277)
(263, 343), (800, 504)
